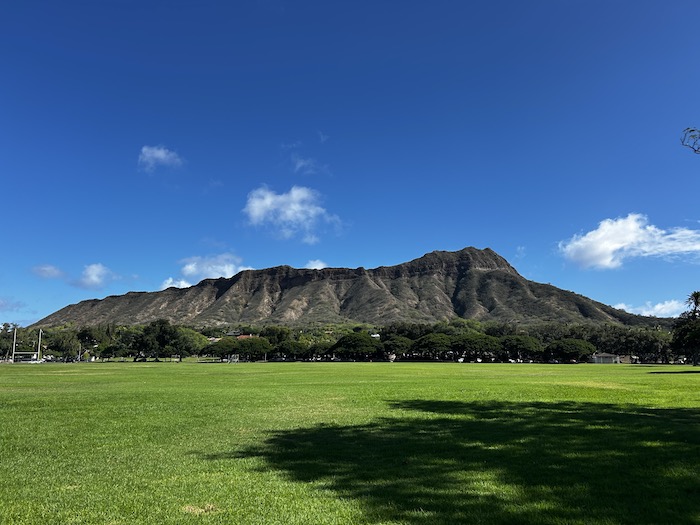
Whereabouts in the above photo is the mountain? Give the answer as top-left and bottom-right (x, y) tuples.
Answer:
(34, 247), (661, 328)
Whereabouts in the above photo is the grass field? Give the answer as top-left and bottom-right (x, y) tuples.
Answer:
(1, 362), (699, 524)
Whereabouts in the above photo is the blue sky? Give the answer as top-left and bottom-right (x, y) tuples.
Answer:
(2, 1), (700, 325)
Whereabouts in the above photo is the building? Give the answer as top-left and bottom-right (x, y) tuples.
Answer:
(591, 352), (620, 364)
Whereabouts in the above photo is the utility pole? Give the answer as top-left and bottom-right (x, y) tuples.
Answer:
(37, 329), (43, 361)
(11, 327), (17, 363)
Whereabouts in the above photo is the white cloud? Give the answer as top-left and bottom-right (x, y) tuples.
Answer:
(318, 131), (329, 143)
(32, 264), (64, 279)
(614, 300), (685, 318)
(161, 253), (252, 290)
(243, 185), (340, 244)
(305, 259), (328, 270)
(75, 263), (116, 289)
(161, 277), (192, 290)
(33, 262), (118, 290)
(138, 145), (183, 172)
(180, 254), (251, 279)
(178, 253), (252, 281)
(559, 213), (700, 269)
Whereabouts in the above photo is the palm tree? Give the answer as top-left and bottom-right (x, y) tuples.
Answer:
(671, 291), (700, 365)
(681, 127), (700, 154)
(686, 291), (700, 318)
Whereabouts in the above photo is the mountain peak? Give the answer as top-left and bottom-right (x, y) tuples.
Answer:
(410, 246), (518, 272)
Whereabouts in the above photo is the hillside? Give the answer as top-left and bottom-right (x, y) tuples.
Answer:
(34, 247), (662, 328)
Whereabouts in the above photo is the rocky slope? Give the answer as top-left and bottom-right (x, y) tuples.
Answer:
(34, 247), (657, 327)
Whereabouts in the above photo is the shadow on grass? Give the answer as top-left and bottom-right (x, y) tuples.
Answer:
(648, 370), (700, 374)
(197, 401), (700, 525)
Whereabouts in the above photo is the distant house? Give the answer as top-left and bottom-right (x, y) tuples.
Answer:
(591, 353), (620, 364)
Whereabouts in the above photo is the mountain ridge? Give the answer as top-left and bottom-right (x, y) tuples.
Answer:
(34, 247), (662, 328)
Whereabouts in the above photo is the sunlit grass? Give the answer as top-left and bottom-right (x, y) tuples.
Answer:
(1, 363), (698, 524)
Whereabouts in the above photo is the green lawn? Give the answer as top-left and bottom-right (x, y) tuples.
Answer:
(1, 362), (699, 524)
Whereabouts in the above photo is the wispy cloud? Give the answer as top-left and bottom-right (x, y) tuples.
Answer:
(281, 140), (302, 150)
(305, 259), (328, 270)
(203, 179), (224, 194)
(291, 153), (327, 175)
(74, 263), (118, 289)
(318, 131), (329, 143)
(0, 297), (26, 312)
(32, 264), (64, 279)
(161, 253), (252, 290)
(138, 145), (183, 172)
(559, 213), (700, 269)
(243, 185), (340, 244)
(614, 300), (685, 318)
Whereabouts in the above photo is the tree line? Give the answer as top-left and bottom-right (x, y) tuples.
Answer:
(3, 297), (698, 364)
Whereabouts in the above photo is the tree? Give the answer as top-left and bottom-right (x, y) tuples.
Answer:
(483, 322), (518, 338)
(0, 323), (18, 360)
(628, 328), (672, 364)
(133, 319), (185, 360)
(238, 337), (272, 360)
(331, 332), (383, 361)
(308, 341), (333, 359)
(45, 329), (81, 361)
(260, 326), (292, 346)
(546, 339), (596, 363)
(207, 337), (240, 360)
(177, 327), (209, 357)
(77, 325), (117, 360)
(451, 333), (501, 362)
(500, 335), (543, 362)
(115, 326), (141, 358)
(686, 291), (700, 317)
(681, 127), (700, 154)
(382, 335), (413, 358)
(101, 340), (126, 361)
(275, 339), (308, 360)
(412, 333), (453, 360)
(671, 291), (700, 365)
(380, 322), (433, 341)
